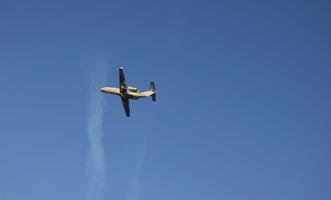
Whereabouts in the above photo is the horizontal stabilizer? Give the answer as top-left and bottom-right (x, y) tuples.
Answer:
(150, 82), (156, 101)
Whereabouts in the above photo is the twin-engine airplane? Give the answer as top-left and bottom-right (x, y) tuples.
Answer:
(100, 67), (156, 117)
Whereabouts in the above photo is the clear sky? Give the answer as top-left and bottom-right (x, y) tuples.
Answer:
(0, 0), (331, 200)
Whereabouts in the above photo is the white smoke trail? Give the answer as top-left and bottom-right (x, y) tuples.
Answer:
(85, 63), (108, 200)
(130, 137), (147, 200)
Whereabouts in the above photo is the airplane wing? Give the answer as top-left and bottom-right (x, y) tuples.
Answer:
(119, 67), (126, 92)
(121, 97), (130, 117)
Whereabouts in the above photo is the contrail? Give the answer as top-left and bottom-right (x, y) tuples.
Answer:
(85, 63), (108, 200)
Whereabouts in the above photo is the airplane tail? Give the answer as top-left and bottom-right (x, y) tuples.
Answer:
(141, 82), (156, 101)
(150, 81), (156, 101)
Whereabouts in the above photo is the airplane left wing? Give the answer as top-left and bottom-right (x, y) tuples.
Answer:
(119, 67), (126, 92)
(121, 97), (130, 117)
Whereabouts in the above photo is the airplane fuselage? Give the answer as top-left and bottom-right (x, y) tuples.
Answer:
(100, 87), (148, 100)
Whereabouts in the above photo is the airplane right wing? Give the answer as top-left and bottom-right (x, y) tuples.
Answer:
(121, 97), (130, 117)
(119, 67), (126, 92)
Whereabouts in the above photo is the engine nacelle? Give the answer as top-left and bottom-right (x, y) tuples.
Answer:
(127, 86), (138, 92)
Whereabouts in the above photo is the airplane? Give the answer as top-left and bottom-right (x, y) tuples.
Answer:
(100, 67), (156, 117)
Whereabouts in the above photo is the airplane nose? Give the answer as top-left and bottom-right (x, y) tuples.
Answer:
(100, 87), (106, 92)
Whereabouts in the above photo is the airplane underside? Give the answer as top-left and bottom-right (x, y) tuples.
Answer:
(125, 94), (143, 100)
(100, 67), (156, 117)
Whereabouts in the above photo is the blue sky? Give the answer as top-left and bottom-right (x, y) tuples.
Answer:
(0, 0), (331, 200)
